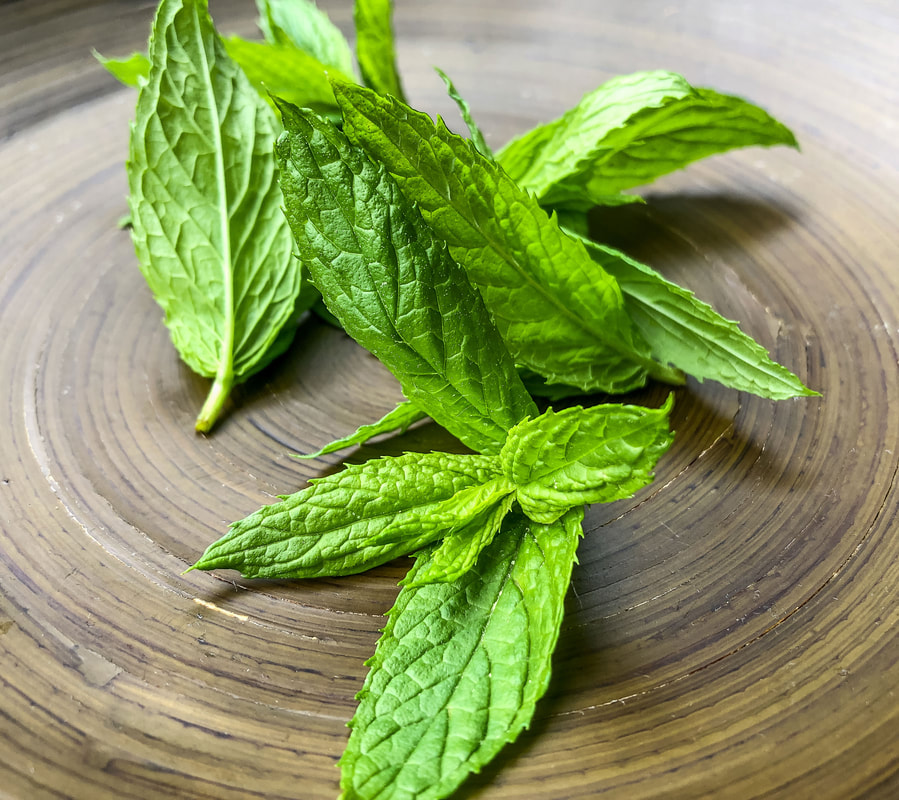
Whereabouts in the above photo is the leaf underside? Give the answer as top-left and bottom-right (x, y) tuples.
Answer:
(128, 0), (300, 430)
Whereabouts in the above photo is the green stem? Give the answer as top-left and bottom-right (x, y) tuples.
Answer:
(648, 362), (687, 386)
(195, 371), (233, 433)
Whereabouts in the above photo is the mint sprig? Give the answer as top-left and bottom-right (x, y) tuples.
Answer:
(194, 96), (675, 798)
(104, 2), (817, 798)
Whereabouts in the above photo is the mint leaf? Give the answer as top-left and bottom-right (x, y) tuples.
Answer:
(575, 235), (818, 399)
(340, 507), (584, 800)
(363, 476), (513, 550)
(192, 452), (499, 578)
(275, 102), (537, 453)
(354, 0), (405, 101)
(497, 70), (798, 210)
(96, 37), (348, 116)
(403, 492), (515, 588)
(128, 0), (302, 431)
(256, 0), (354, 76)
(332, 82), (684, 394)
(222, 36), (349, 114)
(435, 67), (493, 160)
(299, 400), (429, 458)
(502, 397), (674, 523)
(94, 50), (150, 87)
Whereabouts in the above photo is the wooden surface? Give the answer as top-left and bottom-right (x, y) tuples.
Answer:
(1, 1), (898, 798)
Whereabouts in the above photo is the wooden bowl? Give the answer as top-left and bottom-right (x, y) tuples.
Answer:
(1, 1), (896, 797)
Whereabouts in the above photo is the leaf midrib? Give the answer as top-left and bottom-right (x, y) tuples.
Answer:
(192, 4), (235, 389)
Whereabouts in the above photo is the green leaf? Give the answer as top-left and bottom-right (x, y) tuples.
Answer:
(94, 49), (150, 87)
(403, 492), (516, 588)
(95, 37), (349, 116)
(191, 452), (499, 578)
(574, 234), (818, 399)
(299, 400), (429, 458)
(128, 0), (300, 431)
(222, 36), (350, 114)
(502, 397), (674, 523)
(332, 82), (683, 395)
(363, 476), (514, 550)
(339, 507), (584, 800)
(354, 0), (406, 101)
(497, 70), (798, 210)
(275, 102), (537, 453)
(434, 67), (493, 160)
(256, 0), (354, 75)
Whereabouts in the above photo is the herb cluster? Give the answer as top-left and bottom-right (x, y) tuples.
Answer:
(99, 1), (815, 798)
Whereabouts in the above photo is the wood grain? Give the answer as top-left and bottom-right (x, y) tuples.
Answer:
(1, 1), (897, 798)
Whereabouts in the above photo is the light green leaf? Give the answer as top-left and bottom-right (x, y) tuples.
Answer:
(191, 452), (499, 578)
(497, 70), (798, 210)
(275, 102), (537, 453)
(128, 0), (301, 431)
(574, 234), (818, 399)
(93, 49), (150, 87)
(434, 67), (493, 160)
(95, 37), (348, 116)
(364, 476), (514, 549)
(354, 0), (406, 100)
(502, 397), (674, 523)
(222, 36), (350, 113)
(339, 507), (584, 800)
(403, 492), (516, 588)
(332, 82), (684, 395)
(256, 0), (354, 75)
(299, 400), (429, 459)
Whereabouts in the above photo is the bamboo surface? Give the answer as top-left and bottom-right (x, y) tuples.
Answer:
(1, 1), (898, 798)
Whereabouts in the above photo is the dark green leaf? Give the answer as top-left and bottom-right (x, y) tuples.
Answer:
(332, 82), (683, 395)
(275, 102), (537, 453)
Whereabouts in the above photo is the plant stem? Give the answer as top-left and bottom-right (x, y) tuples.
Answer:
(195, 371), (233, 433)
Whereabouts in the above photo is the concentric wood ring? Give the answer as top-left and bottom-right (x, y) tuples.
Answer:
(1, 1), (897, 798)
